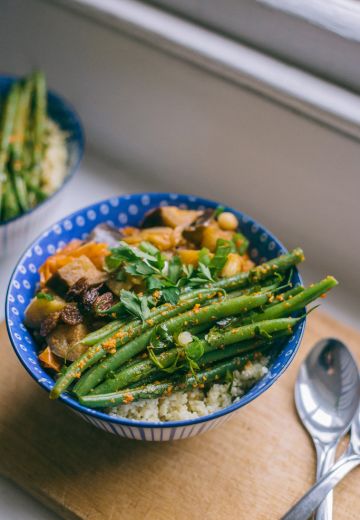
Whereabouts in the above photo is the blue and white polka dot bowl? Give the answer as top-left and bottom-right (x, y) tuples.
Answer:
(0, 75), (84, 258)
(6, 193), (305, 441)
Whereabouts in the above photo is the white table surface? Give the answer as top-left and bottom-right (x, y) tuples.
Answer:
(0, 151), (358, 519)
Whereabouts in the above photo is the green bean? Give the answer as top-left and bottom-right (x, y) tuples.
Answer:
(11, 78), (33, 211)
(30, 71), (46, 194)
(206, 317), (299, 348)
(243, 276), (337, 324)
(81, 319), (127, 346)
(266, 285), (304, 307)
(199, 330), (290, 365)
(0, 83), (20, 219)
(214, 284), (304, 331)
(79, 355), (251, 408)
(82, 305), (290, 397)
(213, 248), (305, 291)
(70, 330), (154, 398)
(89, 330), (289, 396)
(2, 179), (20, 221)
(72, 289), (273, 397)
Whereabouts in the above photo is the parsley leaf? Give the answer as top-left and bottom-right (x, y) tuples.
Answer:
(105, 241), (163, 273)
(147, 276), (163, 291)
(198, 247), (212, 266)
(161, 286), (180, 305)
(167, 256), (182, 284)
(213, 205), (225, 218)
(36, 292), (54, 301)
(210, 239), (233, 275)
(233, 232), (249, 255)
(198, 262), (214, 282)
(120, 290), (150, 321)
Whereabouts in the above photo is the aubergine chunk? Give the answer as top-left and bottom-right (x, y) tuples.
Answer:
(47, 323), (89, 361)
(46, 255), (108, 297)
(182, 209), (216, 245)
(142, 206), (202, 229)
(25, 295), (66, 329)
(88, 223), (124, 248)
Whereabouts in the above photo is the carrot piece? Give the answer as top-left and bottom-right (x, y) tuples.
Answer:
(38, 347), (62, 372)
(39, 240), (110, 285)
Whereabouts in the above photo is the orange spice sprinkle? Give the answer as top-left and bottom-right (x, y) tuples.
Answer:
(103, 338), (117, 350)
(123, 393), (134, 404)
(193, 303), (201, 313)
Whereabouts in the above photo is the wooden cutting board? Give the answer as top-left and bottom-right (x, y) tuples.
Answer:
(0, 313), (359, 520)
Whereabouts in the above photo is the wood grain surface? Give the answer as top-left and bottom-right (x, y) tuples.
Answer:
(0, 313), (359, 520)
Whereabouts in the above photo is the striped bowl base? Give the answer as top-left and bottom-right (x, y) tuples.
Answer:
(73, 409), (232, 441)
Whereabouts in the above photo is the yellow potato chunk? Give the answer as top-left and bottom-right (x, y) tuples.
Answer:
(24, 295), (66, 329)
(201, 224), (234, 252)
(178, 249), (200, 266)
(221, 253), (255, 277)
(123, 227), (179, 250)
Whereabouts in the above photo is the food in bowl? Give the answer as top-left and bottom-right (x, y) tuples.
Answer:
(0, 71), (67, 223)
(24, 205), (337, 422)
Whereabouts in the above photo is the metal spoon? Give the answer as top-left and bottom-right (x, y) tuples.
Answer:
(293, 338), (360, 520)
(282, 403), (360, 520)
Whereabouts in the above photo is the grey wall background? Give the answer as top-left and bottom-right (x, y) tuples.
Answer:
(1, 0), (360, 298)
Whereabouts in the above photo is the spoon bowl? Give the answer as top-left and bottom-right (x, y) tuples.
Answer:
(295, 338), (360, 444)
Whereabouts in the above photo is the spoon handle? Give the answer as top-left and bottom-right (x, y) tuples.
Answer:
(314, 443), (337, 520)
(281, 454), (360, 520)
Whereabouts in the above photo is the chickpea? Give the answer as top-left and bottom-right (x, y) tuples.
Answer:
(218, 211), (238, 231)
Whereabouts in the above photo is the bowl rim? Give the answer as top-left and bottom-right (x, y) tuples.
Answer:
(6, 192), (305, 430)
(0, 74), (85, 228)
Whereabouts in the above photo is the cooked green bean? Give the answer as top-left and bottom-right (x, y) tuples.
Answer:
(213, 248), (304, 291)
(81, 319), (127, 346)
(29, 71), (46, 200)
(89, 328), (291, 396)
(0, 83), (20, 218)
(206, 317), (299, 348)
(79, 355), (252, 408)
(11, 78), (33, 211)
(72, 289), (273, 397)
(244, 276), (337, 324)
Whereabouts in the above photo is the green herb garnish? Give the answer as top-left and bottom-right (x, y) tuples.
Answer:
(36, 292), (54, 301)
